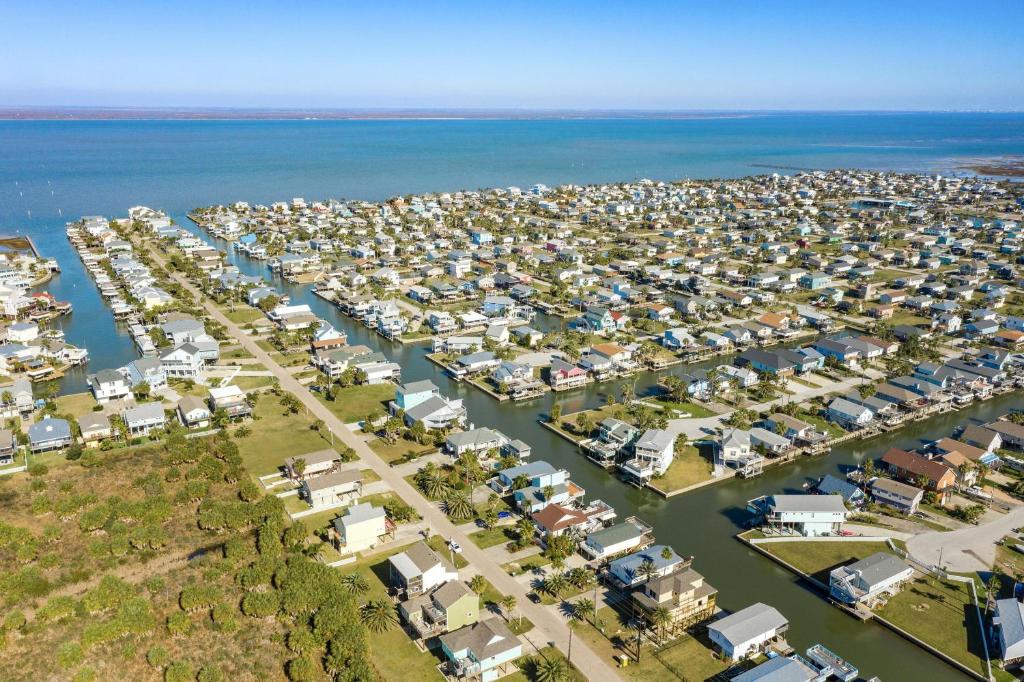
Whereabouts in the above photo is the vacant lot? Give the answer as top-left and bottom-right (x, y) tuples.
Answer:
(650, 445), (714, 494)
(755, 540), (893, 583)
(317, 383), (394, 423)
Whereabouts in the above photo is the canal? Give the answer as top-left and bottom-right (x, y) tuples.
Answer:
(185, 215), (995, 681)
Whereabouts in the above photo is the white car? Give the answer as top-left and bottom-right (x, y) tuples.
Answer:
(448, 538), (462, 554)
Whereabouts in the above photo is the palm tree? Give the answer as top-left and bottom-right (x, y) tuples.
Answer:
(540, 572), (568, 597)
(444, 493), (474, 521)
(533, 656), (569, 682)
(566, 567), (593, 590)
(469, 575), (487, 594)
(340, 572), (369, 595)
(500, 595), (518, 626)
(637, 558), (658, 583)
(573, 597), (595, 625)
(651, 606), (673, 641)
(360, 599), (396, 633)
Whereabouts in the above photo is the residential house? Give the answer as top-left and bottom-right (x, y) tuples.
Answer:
(619, 428), (675, 483)
(389, 540), (458, 597)
(332, 502), (388, 554)
(70, 412), (105, 447)
(870, 477), (924, 514)
(607, 545), (685, 587)
(399, 580), (479, 640)
(438, 618), (522, 682)
(283, 449), (341, 480)
(880, 448), (956, 495)
(88, 368), (131, 404)
(829, 552), (913, 605)
(208, 384), (252, 420)
(0, 428), (15, 464)
(177, 395), (212, 429)
(708, 603), (789, 661)
(632, 563), (718, 633)
(122, 402), (167, 437)
(28, 417), (72, 453)
(302, 469), (363, 509)
(752, 494), (848, 537)
(580, 518), (653, 561)
(548, 358), (587, 391)
(993, 598), (1024, 667)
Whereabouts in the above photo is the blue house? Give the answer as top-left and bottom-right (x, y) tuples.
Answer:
(439, 619), (522, 681)
(799, 272), (831, 290)
(393, 380), (441, 411)
(471, 230), (493, 246)
(608, 545), (684, 587)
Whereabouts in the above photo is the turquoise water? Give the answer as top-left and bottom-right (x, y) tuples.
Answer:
(2, 113), (1022, 678)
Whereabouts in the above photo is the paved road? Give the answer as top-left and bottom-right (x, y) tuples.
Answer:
(147, 242), (624, 682)
(907, 505), (1024, 572)
(666, 370), (873, 440)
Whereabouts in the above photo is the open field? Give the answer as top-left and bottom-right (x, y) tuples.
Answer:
(316, 383), (395, 423)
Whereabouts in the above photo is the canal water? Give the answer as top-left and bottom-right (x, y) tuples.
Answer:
(186, 217), (999, 681)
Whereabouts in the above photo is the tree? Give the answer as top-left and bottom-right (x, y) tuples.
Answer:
(360, 599), (396, 633)
(532, 656), (569, 682)
(549, 404), (562, 423)
(340, 573), (369, 595)
(573, 597), (595, 624)
(637, 558), (658, 583)
(651, 606), (673, 640)
(566, 567), (593, 590)
(500, 595), (518, 626)
(291, 458), (307, 479)
(444, 493), (473, 521)
(539, 572), (568, 597)
(575, 412), (593, 437)
(469, 575), (487, 594)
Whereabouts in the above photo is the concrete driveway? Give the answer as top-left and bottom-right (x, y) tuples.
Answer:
(907, 505), (1024, 572)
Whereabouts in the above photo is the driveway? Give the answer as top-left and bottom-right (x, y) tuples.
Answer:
(907, 505), (1024, 572)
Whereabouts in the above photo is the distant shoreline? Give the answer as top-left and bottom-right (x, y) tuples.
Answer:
(0, 107), (1020, 121)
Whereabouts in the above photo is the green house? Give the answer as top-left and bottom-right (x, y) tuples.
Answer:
(398, 579), (480, 640)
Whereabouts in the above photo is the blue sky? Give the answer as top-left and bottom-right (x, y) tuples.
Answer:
(1, 0), (1022, 110)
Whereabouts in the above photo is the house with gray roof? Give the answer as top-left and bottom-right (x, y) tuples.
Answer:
(446, 426), (509, 456)
(994, 598), (1024, 666)
(389, 540), (458, 597)
(77, 413), (112, 446)
(708, 602), (789, 661)
(122, 402), (167, 436)
(88, 368), (131, 404)
(439, 618), (522, 681)
(829, 552), (913, 605)
(28, 417), (72, 453)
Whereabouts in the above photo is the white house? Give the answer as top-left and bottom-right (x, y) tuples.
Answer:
(755, 494), (848, 537)
(301, 469), (363, 509)
(829, 552), (913, 605)
(708, 603), (789, 661)
(389, 541), (458, 597)
(333, 503), (388, 554)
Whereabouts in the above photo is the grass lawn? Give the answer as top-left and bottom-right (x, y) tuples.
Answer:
(368, 437), (437, 464)
(54, 391), (96, 416)
(474, 577), (535, 636)
(425, 534), (469, 569)
(557, 404), (625, 439)
(317, 383), (394, 423)
(650, 445), (715, 493)
(756, 540), (893, 583)
(222, 307), (264, 325)
(221, 346), (255, 360)
(336, 541), (447, 681)
(652, 396), (715, 418)
(230, 375), (275, 391)
(789, 376), (821, 389)
(233, 394), (332, 477)
(795, 410), (846, 439)
(503, 554), (551, 576)
(470, 526), (516, 549)
(571, 605), (727, 681)
(506, 647), (585, 682)
(876, 575), (988, 677)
